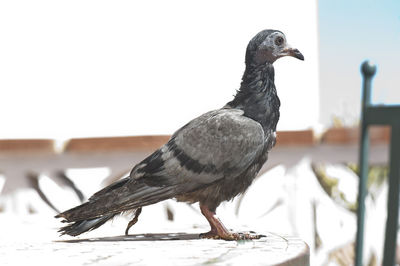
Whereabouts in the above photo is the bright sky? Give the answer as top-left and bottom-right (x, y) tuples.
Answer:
(319, 0), (400, 126)
(0, 0), (318, 140)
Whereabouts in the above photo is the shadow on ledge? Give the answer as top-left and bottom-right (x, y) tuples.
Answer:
(56, 232), (201, 243)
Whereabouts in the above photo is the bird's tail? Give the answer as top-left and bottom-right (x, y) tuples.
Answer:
(57, 213), (116, 236)
(55, 177), (177, 236)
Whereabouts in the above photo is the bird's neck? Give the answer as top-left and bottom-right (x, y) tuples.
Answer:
(226, 63), (280, 131)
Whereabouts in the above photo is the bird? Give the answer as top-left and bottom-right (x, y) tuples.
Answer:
(56, 29), (304, 240)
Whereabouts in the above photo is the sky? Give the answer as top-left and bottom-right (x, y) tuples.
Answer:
(318, 0), (400, 126)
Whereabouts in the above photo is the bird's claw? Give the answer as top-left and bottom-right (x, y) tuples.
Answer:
(199, 231), (222, 239)
(199, 231), (266, 241)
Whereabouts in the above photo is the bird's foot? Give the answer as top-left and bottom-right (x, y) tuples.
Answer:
(200, 230), (265, 241)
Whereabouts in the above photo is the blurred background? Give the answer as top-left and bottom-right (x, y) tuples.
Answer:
(0, 0), (399, 265)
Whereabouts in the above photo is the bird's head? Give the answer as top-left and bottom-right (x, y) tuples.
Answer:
(245, 29), (304, 65)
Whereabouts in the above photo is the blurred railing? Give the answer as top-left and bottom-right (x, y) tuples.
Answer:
(355, 61), (400, 266)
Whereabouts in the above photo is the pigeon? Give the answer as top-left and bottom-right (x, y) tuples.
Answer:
(56, 29), (304, 240)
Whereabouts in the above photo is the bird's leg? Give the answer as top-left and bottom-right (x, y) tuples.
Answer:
(199, 204), (229, 239)
(125, 207), (142, 235)
(199, 203), (264, 241)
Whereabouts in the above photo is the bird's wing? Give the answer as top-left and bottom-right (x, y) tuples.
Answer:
(130, 108), (266, 192)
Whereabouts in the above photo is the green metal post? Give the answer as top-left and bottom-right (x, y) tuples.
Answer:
(355, 61), (376, 266)
(383, 124), (400, 266)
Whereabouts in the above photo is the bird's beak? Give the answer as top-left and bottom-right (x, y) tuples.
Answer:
(280, 46), (304, 61)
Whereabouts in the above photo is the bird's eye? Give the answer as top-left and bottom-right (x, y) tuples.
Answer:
(275, 36), (284, 46)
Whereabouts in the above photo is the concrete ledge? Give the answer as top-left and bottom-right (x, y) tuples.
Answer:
(57, 232), (310, 266)
(0, 127), (390, 157)
(321, 126), (390, 144)
(276, 130), (314, 147)
(0, 139), (55, 154)
(63, 130), (317, 153)
(64, 135), (170, 153)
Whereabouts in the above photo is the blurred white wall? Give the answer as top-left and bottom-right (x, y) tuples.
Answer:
(0, 0), (319, 140)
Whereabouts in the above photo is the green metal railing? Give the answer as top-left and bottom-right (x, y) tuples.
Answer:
(355, 61), (400, 266)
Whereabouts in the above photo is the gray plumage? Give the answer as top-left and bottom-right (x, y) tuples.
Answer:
(56, 29), (304, 239)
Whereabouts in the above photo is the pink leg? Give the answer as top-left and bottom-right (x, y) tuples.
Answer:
(199, 204), (264, 241)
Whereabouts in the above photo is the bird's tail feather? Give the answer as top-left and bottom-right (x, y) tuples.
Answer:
(58, 214), (116, 236)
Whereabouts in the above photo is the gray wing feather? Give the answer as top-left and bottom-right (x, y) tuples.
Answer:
(131, 108), (265, 191)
